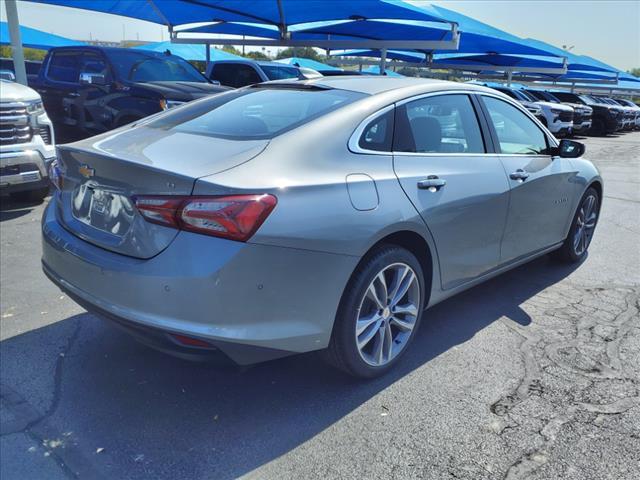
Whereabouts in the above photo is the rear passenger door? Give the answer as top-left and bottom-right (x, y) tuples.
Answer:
(41, 49), (83, 126)
(478, 95), (577, 263)
(392, 93), (511, 290)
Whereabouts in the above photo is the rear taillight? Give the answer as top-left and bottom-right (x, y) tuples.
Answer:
(134, 194), (277, 242)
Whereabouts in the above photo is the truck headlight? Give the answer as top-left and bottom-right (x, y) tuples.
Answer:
(26, 100), (44, 115)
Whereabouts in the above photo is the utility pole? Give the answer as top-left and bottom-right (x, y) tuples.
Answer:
(4, 0), (27, 85)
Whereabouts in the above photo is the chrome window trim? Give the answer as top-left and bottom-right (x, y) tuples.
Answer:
(348, 104), (395, 155)
(348, 89), (559, 157)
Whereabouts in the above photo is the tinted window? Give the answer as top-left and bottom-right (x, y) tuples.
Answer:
(80, 53), (109, 77)
(210, 63), (261, 88)
(394, 94), (485, 154)
(553, 92), (582, 104)
(106, 50), (205, 82)
(261, 65), (300, 80)
(483, 96), (548, 155)
(146, 87), (366, 139)
(47, 51), (82, 83)
(359, 110), (394, 152)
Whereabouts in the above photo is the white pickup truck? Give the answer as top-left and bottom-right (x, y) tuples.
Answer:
(1, 79), (55, 202)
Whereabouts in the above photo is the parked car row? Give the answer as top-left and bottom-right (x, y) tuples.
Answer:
(485, 83), (639, 137)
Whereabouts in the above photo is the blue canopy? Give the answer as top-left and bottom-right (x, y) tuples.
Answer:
(427, 5), (561, 57)
(133, 41), (241, 62)
(361, 66), (404, 77)
(275, 57), (340, 71)
(0, 21), (83, 50)
(24, 1), (450, 28)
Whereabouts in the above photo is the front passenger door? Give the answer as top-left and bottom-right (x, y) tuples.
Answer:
(480, 95), (577, 263)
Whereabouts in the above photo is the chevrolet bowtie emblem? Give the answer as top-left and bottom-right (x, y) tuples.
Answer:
(78, 164), (95, 179)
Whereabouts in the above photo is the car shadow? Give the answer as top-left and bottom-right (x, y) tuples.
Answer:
(0, 195), (44, 221)
(0, 255), (579, 479)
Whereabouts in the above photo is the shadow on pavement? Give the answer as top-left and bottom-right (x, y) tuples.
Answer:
(0, 196), (45, 222)
(0, 255), (579, 479)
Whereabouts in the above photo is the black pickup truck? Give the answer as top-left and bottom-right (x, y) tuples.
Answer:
(30, 46), (229, 141)
(552, 91), (623, 136)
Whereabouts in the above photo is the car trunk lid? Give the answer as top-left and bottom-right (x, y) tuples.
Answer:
(55, 125), (268, 258)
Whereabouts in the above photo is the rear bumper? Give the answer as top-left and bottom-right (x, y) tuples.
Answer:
(41, 198), (358, 364)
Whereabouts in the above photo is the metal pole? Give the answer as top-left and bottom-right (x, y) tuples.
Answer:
(507, 70), (513, 87)
(5, 0), (27, 85)
(205, 42), (211, 71)
(379, 48), (387, 75)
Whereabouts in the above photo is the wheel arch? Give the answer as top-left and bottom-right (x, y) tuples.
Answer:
(359, 229), (435, 308)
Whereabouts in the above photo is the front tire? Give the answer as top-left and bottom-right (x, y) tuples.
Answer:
(554, 187), (600, 263)
(326, 245), (425, 378)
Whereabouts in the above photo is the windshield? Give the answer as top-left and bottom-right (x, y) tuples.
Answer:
(518, 90), (539, 102)
(145, 86), (366, 140)
(578, 95), (596, 105)
(106, 50), (206, 83)
(260, 65), (300, 81)
(496, 88), (525, 101)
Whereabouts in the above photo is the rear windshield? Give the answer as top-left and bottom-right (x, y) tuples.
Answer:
(145, 87), (366, 140)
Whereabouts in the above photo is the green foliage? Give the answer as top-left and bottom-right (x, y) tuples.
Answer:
(275, 47), (320, 61)
(628, 67), (640, 78)
(245, 50), (270, 61)
(0, 45), (46, 61)
(221, 45), (241, 56)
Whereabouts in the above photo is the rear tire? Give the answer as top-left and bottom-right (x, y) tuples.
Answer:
(326, 245), (426, 378)
(10, 186), (49, 203)
(553, 187), (600, 263)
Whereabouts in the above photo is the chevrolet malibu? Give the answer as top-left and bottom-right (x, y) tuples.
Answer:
(42, 77), (602, 378)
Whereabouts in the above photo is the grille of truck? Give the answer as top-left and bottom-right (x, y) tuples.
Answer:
(38, 125), (52, 145)
(0, 103), (33, 144)
(558, 111), (574, 122)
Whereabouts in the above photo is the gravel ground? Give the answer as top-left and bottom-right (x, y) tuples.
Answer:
(1, 132), (639, 480)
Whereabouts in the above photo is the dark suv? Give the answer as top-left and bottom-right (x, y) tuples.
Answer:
(31, 47), (229, 140)
(552, 91), (623, 135)
(206, 60), (306, 88)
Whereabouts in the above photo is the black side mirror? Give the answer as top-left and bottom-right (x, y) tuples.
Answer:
(554, 139), (585, 158)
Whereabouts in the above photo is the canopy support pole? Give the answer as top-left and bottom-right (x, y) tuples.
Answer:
(205, 42), (210, 71)
(5, 0), (27, 85)
(379, 48), (387, 75)
(506, 70), (513, 87)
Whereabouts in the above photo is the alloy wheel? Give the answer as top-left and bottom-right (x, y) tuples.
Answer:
(573, 193), (598, 256)
(355, 262), (421, 367)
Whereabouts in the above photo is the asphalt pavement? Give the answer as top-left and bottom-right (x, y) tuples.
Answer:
(1, 132), (639, 480)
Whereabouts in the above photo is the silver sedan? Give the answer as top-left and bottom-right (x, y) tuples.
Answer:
(42, 77), (602, 378)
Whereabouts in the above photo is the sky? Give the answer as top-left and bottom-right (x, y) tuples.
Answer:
(1, 0), (639, 71)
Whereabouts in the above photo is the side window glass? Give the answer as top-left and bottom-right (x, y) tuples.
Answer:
(359, 110), (394, 152)
(81, 54), (109, 78)
(483, 96), (549, 155)
(48, 51), (82, 83)
(394, 94), (485, 154)
(234, 65), (262, 87)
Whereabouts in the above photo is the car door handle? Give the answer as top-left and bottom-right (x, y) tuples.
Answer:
(68, 92), (81, 97)
(509, 169), (530, 181)
(417, 176), (446, 190)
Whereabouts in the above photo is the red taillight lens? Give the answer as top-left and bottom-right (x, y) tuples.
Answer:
(134, 194), (277, 242)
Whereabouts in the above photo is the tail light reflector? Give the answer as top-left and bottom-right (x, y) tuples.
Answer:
(134, 194), (277, 242)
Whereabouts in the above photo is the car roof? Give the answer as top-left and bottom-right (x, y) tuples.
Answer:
(271, 76), (495, 96)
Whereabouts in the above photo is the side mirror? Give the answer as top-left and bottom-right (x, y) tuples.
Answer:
(79, 72), (107, 86)
(554, 139), (585, 158)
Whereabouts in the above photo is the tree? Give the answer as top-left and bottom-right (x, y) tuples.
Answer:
(220, 45), (241, 56)
(0, 45), (47, 61)
(245, 50), (270, 61)
(275, 47), (320, 61)
(628, 67), (640, 78)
